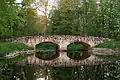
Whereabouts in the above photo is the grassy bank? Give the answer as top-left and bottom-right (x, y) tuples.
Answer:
(95, 41), (120, 60)
(0, 42), (33, 57)
(95, 41), (120, 49)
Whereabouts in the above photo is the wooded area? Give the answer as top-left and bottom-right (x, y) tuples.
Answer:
(0, 0), (120, 40)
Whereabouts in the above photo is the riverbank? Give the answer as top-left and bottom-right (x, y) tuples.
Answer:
(0, 42), (33, 57)
(95, 41), (120, 49)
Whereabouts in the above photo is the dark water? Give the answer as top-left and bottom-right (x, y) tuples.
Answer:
(0, 61), (120, 80)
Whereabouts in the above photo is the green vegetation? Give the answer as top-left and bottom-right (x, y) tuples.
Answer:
(0, 0), (43, 38)
(35, 43), (57, 59)
(47, 0), (120, 40)
(67, 43), (84, 59)
(0, 42), (33, 57)
(95, 41), (120, 49)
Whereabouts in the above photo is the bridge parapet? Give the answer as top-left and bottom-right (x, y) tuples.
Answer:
(5, 35), (111, 49)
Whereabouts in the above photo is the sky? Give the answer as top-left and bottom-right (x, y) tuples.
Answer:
(16, 0), (22, 3)
(16, 0), (56, 4)
(16, 0), (56, 15)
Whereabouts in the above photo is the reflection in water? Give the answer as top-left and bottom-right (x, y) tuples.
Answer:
(67, 50), (91, 60)
(35, 50), (58, 60)
(0, 61), (120, 80)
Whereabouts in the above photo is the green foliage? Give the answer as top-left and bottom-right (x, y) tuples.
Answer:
(97, 0), (120, 39)
(47, 0), (75, 35)
(47, 9), (73, 35)
(47, 0), (98, 36)
(0, 42), (33, 57)
(0, 0), (18, 37)
(0, 0), (43, 38)
(47, 0), (120, 40)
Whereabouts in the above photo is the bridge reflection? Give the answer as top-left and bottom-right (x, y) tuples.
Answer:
(35, 49), (91, 60)
(27, 48), (116, 67)
(27, 53), (111, 67)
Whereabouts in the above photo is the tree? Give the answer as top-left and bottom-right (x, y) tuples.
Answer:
(0, 0), (43, 38)
(99, 0), (120, 39)
(27, 0), (50, 33)
(47, 0), (97, 36)
(47, 0), (78, 35)
(0, 0), (18, 38)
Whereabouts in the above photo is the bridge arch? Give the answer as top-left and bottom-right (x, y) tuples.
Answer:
(35, 42), (60, 60)
(67, 41), (91, 60)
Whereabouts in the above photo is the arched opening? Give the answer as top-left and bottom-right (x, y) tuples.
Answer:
(35, 42), (60, 60)
(67, 42), (91, 60)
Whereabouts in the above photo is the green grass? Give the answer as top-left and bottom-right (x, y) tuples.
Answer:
(0, 42), (33, 57)
(95, 41), (120, 49)
(36, 42), (57, 50)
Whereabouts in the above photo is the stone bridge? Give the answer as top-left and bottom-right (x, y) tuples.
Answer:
(6, 35), (110, 50)
(5, 35), (114, 67)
